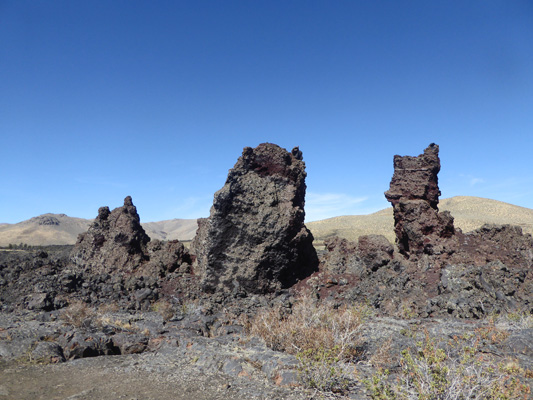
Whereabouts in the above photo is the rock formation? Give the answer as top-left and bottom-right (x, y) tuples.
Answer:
(321, 235), (394, 275)
(192, 143), (318, 294)
(313, 144), (533, 318)
(70, 196), (191, 278)
(385, 143), (455, 258)
(70, 196), (151, 274)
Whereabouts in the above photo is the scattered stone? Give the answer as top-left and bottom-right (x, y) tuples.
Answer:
(59, 331), (119, 360)
(27, 293), (53, 311)
(112, 333), (149, 355)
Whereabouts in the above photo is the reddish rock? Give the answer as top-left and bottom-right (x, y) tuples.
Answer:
(385, 144), (455, 258)
(314, 144), (533, 318)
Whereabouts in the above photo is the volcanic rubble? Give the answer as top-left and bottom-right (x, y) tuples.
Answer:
(0, 143), (531, 399)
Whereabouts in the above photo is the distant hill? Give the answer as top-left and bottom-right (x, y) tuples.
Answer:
(1, 196), (531, 247)
(306, 196), (533, 245)
(142, 219), (198, 243)
(0, 214), (92, 247)
(0, 214), (198, 247)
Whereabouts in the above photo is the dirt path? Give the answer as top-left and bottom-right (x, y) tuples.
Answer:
(0, 353), (311, 400)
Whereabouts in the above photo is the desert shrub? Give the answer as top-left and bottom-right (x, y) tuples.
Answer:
(493, 311), (533, 331)
(60, 300), (94, 328)
(248, 293), (368, 393)
(249, 293), (368, 360)
(151, 299), (176, 321)
(365, 331), (531, 400)
(297, 347), (351, 393)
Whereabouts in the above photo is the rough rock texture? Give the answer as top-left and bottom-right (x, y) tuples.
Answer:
(385, 143), (455, 258)
(0, 197), (195, 312)
(70, 197), (150, 274)
(0, 245), (192, 313)
(192, 143), (318, 294)
(314, 144), (533, 318)
(70, 196), (191, 278)
(321, 235), (394, 275)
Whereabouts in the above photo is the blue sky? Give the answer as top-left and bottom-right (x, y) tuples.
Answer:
(1, 1), (532, 224)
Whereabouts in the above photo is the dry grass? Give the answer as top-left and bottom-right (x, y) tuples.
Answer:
(96, 316), (135, 331)
(369, 337), (396, 370)
(59, 300), (95, 328)
(248, 293), (369, 362)
(97, 303), (120, 314)
(246, 293), (371, 394)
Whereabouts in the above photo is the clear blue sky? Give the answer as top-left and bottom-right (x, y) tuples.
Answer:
(1, 1), (532, 224)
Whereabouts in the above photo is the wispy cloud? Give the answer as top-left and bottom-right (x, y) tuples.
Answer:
(469, 177), (485, 186)
(459, 174), (485, 186)
(167, 196), (213, 220)
(305, 192), (371, 222)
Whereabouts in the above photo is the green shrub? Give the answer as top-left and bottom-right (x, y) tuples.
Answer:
(297, 347), (350, 393)
(365, 331), (531, 400)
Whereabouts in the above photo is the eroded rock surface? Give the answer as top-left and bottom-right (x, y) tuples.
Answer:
(385, 143), (455, 258)
(70, 196), (191, 278)
(192, 143), (318, 294)
(70, 196), (150, 274)
(313, 144), (533, 318)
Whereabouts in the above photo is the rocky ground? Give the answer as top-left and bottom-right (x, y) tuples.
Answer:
(1, 297), (532, 399)
(0, 247), (532, 400)
(1, 143), (532, 399)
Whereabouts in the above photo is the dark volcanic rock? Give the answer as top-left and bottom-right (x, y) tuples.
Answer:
(192, 143), (318, 294)
(321, 234), (394, 275)
(70, 196), (191, 280)
(385, 144), (455, 258)
(0, 246), (73, 312)
(312, 144), (533, 318)
(70, 197), (151, 274)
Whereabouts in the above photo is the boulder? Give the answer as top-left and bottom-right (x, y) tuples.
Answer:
(321, 234), (393, 275)
(192, 143), (318, 294)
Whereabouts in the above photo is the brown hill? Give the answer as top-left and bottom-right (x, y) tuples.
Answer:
(142, 219), (198, 243)
(306, 196), (533, 245)
(0, 214), (198, 247)
(0, 214), (92, 246)
(2, 196), (531, 247)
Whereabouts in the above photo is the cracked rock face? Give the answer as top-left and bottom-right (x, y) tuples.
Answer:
(312, 144), (533, 318)
(385, 144), (455, 258)
(70, 196), (150, 274)
(70, 196), (191, 277)
(192, 143), (318, 294)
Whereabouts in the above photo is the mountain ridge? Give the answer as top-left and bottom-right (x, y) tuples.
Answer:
(0, 196), (531, 247)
